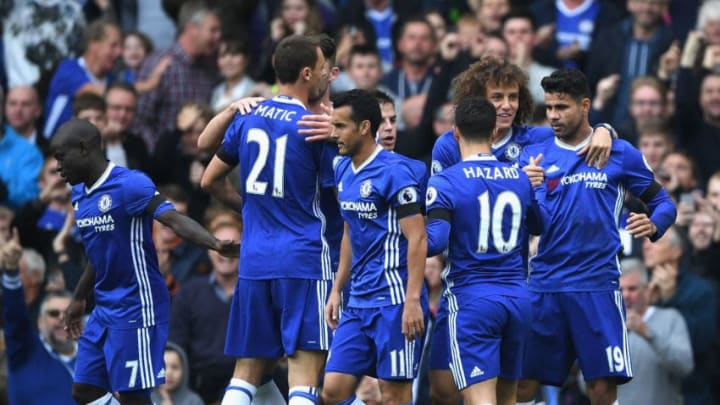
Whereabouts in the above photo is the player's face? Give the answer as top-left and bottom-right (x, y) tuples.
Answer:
(486, 82), (519, 131)
(377, 102), (397, 151)
(38, 297), (73, 351)
(544, 92), (588, 141)
(638, 134), (671, 171)
(51, 139), (85, 186)
(308, 48), (329, 102)
(424, 256), (443, 290)
(619, 272), (647, 312)
(209, 226), (241, 276)
(163, 350), (183, 392)
(331, 106), (364, 156)
(707, 178), (720, 210)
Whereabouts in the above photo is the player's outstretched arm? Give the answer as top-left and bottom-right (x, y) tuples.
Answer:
(197, 97), (265, 152)
(399, 214), (427, 341)
(326, 222), (351, 330)
(201, 157), (241, 210)
(155, 210), (240, 257)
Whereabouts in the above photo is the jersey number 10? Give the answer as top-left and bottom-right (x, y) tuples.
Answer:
(246, 128), (288, 198)
(477, 191), (522, 254)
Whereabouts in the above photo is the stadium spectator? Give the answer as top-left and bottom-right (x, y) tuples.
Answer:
(210, 38), (259, 112)
(133, 1), (221, 152)
(333, 45), (384, 93)
(103, 82), (151, 172)
(643, 226), (718, 405)
(529, 0), (624, 70)
(3, 228), (76, 404)
(0, 88), (43, 210)
(659, 151), (701, 200)
(4, 86), (47, 154)
(637, 118), (675, 172)
(150, 343), (204, 405)
(43, 19), (122, 138)
(617, 258), (694, 405)
(169, 213), (244, 403)
(686, 210), (720, 284)
(586, 0), (674, 127)
(472, 0), (511, 35)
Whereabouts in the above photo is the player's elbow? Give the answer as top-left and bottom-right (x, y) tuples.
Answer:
(197, 133), (215, 153)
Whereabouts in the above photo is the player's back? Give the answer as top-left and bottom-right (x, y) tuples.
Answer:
(228, 96), (332, 280)
(428, 155), (539, 299)
(72, 164), (170, 328)
(521, 137), (656, 292)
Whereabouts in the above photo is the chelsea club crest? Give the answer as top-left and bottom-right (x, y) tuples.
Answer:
(360, 180), (373, 198)
(505, 142), (521, 161)
(98, 194), (112, 212)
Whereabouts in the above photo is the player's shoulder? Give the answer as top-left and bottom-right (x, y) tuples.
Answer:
(610, 138), (638, 153)
(434, 130), (457, 149)
(333, 154), (351, 174)
(518, 125), (554, 143)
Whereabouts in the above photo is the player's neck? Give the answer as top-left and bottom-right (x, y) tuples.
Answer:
(352, 141), (380, 168)
(459, 140), (492, 160)
(277, 84), (310, 108)
(308, 92), (331, 114)
(563, 124), (593, 146)
(85, 159), (111, 186)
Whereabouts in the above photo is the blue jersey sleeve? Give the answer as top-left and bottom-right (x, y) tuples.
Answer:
(123, 172), (175, 218)
(431, 132), (459, 175)
(621, 145), (677, 241)
(386, 161), (421, 216)
(425, 174), (454, 255)
(218, 114), (244, 166)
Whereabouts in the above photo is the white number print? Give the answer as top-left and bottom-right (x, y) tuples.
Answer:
(605, 345), (625, 372)
(125, 360), (138, 388)
(389, 349), (406, 378)
(477, 191), (522, 253)
(245, 128), (287, 197)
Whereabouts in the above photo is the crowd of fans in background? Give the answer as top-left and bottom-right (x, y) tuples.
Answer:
(0, 0), (718, 404)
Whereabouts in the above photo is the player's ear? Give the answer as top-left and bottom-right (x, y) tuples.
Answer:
(360, 119), (371, 136)
(301, 66), (312, 82)
(581, 97), (591, 113)
(452, 125), (460, 141)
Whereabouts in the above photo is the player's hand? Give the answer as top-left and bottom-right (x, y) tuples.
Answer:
(401, 298), (424, 340)
(325, 289), (342, 330)
(230, 97), (266, 115)
(298, 103), (333, 142)
(579, 127), (612, 169)
(214, 239), (240, 258)
(626, 212), (657, 239)
(62, 298), (86, 340)
(522, 154), (544, 187)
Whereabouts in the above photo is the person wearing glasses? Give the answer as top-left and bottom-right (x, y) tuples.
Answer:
(2, 228), (78, 404)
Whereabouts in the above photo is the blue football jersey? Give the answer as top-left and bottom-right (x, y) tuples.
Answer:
(426, 155), (541, 303)
(519, 136), (676, 292)
(72, 163), (174, 328)
(219, 96), (335, 280)
(431, 126), (553, 174)
(335, 146), (425, 308)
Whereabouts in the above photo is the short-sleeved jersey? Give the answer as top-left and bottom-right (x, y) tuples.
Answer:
(72, 163), (174, 329)
(426, 155), (541, 305)
(218, 96), (335, 280)
(518, 136), (672, 292)
(431, 126), (553, 175)
(335, 146), (424, 308)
